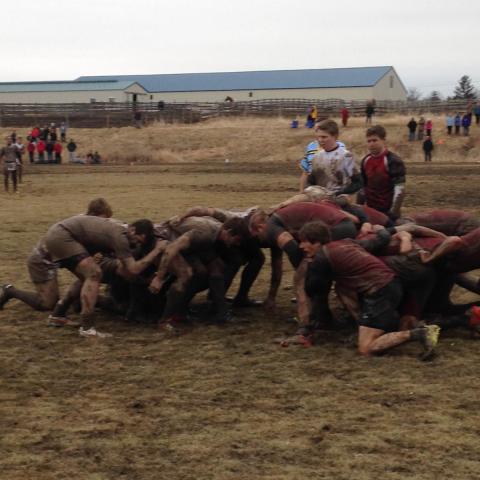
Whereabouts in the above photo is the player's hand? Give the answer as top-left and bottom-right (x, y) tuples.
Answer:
(154, 240), (168, 253)
(149, 276), (164, 294)
(93, 252), (103, 263)
(419, 250), (431, 263)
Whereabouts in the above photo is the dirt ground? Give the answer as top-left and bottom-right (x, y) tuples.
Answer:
(1, 160), (480, 480)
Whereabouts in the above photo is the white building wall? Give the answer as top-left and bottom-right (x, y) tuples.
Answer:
(146, 86), (376, 103)
(372, 69), (407, 101)
(0, 88), (144, 103)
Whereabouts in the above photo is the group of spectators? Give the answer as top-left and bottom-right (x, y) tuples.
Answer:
(406, 109), (477, 162)
(26, 124), (66, 164)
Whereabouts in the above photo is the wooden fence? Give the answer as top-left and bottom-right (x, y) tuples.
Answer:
(0, 98), (474, 128)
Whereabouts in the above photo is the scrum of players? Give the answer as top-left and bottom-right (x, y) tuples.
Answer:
(1, 120), (480, 360)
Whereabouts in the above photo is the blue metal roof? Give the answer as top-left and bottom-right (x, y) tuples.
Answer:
(0, 80), (141, 93)
(77, 66), (394, 93)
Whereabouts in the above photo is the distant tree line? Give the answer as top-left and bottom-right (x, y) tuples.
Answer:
(407, 75), (478, 102)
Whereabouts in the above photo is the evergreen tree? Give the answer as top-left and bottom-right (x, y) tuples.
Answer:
(453, 75), (477, 99)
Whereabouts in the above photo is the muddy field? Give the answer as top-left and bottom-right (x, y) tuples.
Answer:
(1, 161), (480, 480)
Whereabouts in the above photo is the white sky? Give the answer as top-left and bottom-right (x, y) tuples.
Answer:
(3, 0), (479, 97)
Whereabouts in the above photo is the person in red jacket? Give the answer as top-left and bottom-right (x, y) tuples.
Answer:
(53, 142), (62, 164)
(36, 139), (46, 163)
(340, 107), (350, 127)
(27, 140), (36, 163)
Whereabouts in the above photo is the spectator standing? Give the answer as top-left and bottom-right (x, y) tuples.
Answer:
(473, 102), (480, 125)
(40, 126), (49, 141)
(45, 141), (54, 163)
(407, 117), (417, 141)
(67, 139), (77, 162)
(27, 139), (35, 163)
(365, 101), (375, 125)
(462, 113), (471, 136)
(446, 114), (454, 135)
(454, 113), (461, 135)
(92, 151), (102, 164)
(60, 122), (67, 142)
(53, 142), (63, 164)
(0, 137), (19, 193)
(31, 126), (40, 142)
(36, 139), (46, 163)
(341, 107), (350, 127)
(417, 116), (425, 140)
(425, 119), (433, 136)
(14, 136), (25, 183)
(422, 136), (434, 162)
(50, 129), (57, 143)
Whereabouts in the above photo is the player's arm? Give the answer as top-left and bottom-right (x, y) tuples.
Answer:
(264, 246), (283, 310)
(395, 224), (447, 239)
(179, 206), (217, 221)
(150, 234), (191, 288)
(276, 231), (304, 269)
(421, 236), (463, 264)
(387, 154), (406, 219)
(121, 240), (168, 276)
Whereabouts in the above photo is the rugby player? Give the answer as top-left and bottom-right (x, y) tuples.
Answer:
(358, 125), (406, 220)
(0, 198), (114, 323)
(299, 221), (440, 358)
(305, 120), (362, 195)
(149, 216), (250, 330)
(42, 215), (164, 335)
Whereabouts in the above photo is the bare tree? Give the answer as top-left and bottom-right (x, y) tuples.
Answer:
(407, 87), (422, 101)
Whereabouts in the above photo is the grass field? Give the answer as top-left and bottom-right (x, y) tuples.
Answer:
(1, 117), (480, 479)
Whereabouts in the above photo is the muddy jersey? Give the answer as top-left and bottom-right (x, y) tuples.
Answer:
(362, 206), (391, 226)
(168, 216), (222, 253)
(446, 228), (480, 273)
(411, 210), (480, 236)
(273, 202), (350, 237)
(320, 239), (394, 294)
(307, 146), (358, 192)
(1, 145), (19, 170)
(55, 215), (132, 258)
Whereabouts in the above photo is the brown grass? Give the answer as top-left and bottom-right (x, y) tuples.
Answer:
(3, 114), (479, 165)
(0, 122), (480, 479)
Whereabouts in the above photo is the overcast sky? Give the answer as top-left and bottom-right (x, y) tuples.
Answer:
(3, 0), (479, 97)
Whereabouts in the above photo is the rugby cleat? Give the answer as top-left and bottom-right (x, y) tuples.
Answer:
(79, 327), (112, 338)
(0, 284), (13, 309)
(48, 315), (81, 328)
(420, 325), (440, 360)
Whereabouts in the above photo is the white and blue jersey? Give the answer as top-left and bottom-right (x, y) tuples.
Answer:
(300, 140), (346, 173)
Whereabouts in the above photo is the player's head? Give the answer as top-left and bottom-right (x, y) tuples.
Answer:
(129, 219), (155, 246)
(220, 217), (250, 246)
(366, 125), (387, 155)
(86, 198), (113, 218)
(315, 120), (339, 151)
(299, 221), (331, 258)
(249, 210), (269, 238)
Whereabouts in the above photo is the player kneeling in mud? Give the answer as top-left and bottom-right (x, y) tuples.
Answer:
(298, 221), (440, 358)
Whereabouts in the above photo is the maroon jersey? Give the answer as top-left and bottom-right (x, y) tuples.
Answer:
(447, 228), (480, 272)
(324, 239), (395, 294)
(413, 236), (444, 252)
(275, 202), (350, 232)
(412, 210), (480, 236)
(362, 206), (390, 226)
(361, 150), (405, 213)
